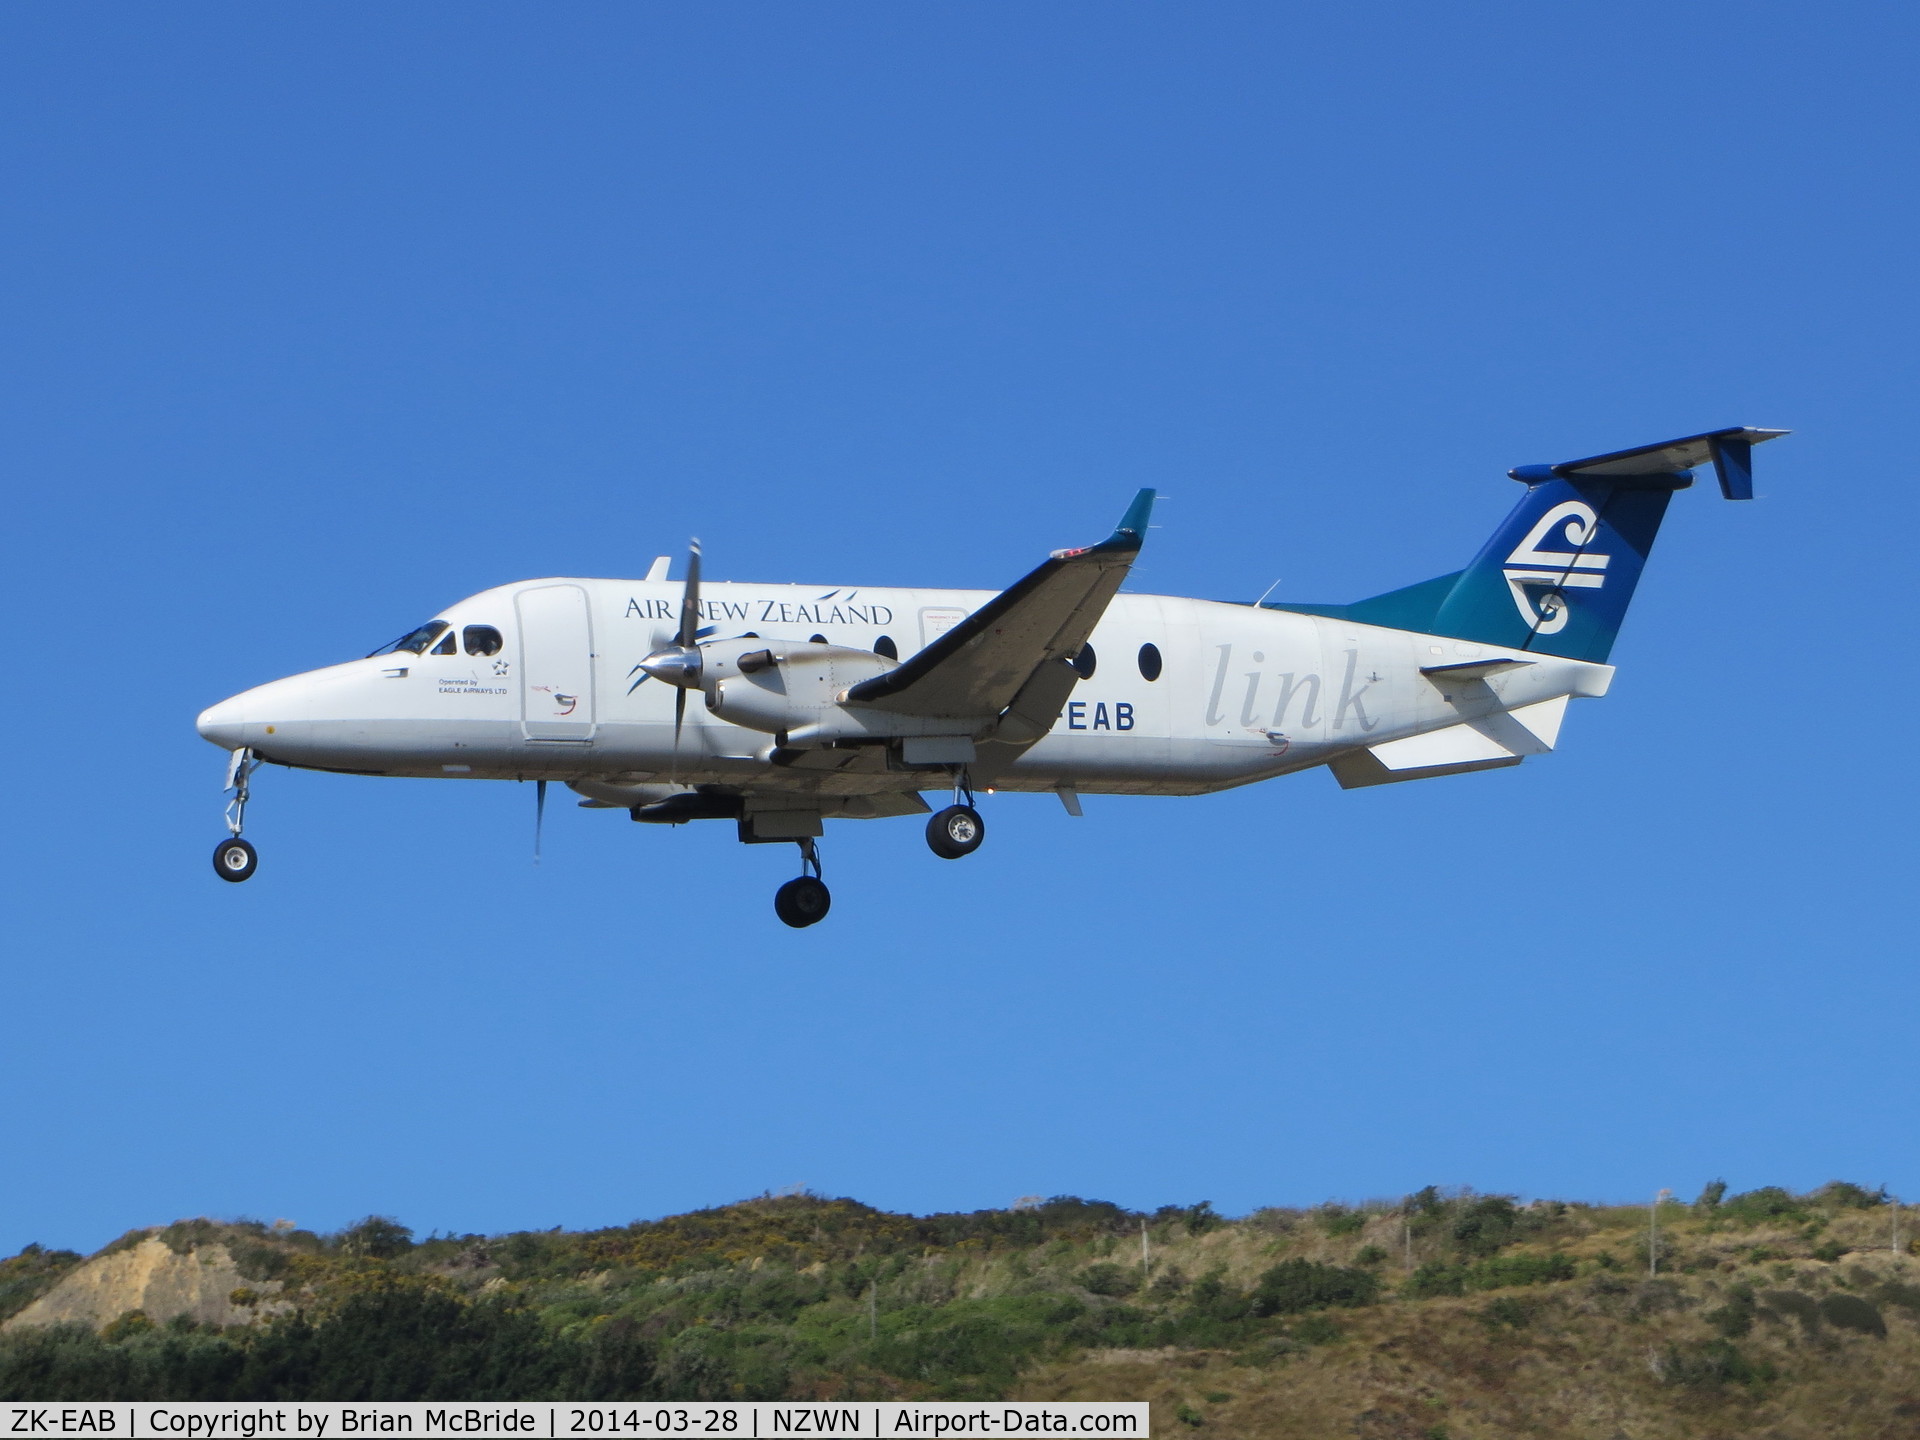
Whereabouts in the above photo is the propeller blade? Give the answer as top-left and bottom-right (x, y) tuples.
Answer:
(676, 539), (702, 650)
(671, 686), (686, 779)
(534, 779), (547, 865)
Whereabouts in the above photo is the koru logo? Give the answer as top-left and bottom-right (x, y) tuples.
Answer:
(1502, 501), (1607, 635)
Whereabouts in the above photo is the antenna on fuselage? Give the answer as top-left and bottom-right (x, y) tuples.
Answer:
(534, 780), (547, 865)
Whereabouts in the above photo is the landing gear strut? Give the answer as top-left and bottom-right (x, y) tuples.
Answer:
(213, 748), (260, 883)
(774, 837), (831, 928)
(926, 767), (985, 859)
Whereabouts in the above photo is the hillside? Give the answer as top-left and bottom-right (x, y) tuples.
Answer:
(5, 1184), (1920, 1437)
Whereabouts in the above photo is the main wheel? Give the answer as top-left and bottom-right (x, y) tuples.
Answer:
(774, 875), (832, 928)
(926, 804), (985, 859)
(213, 837), (258, 883)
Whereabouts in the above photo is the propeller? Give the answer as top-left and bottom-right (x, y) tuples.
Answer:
(636, 540), (703, 779)
(674, 539), (700, 772)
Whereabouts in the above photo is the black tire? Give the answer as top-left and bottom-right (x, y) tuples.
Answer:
(774, 875), (832, 928)
(926, 804), (985, 859)
(213, 838), (258, 883)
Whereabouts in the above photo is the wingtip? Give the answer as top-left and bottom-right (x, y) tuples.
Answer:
(1112, 487), (1156, 544)
(1049, 488), (1157, 561)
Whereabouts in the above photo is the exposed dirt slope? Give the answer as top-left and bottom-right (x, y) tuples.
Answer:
(3, 1235), (287, 1332)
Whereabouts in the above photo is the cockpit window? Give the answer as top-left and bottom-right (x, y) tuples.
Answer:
(368, 621), (449, 657)
(431, 629), (457, 655)
(463, 625), (503, 657)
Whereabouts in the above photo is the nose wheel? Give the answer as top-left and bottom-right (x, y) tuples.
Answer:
(213, 748), (262, 883)
(774, 838), (831, 928)
(213, 837), (258, 882)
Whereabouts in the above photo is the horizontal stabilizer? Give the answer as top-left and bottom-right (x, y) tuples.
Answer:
(1510, 426), (1788, 500)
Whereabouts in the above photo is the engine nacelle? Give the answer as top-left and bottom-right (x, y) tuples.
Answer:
(701, 641), (896, 736)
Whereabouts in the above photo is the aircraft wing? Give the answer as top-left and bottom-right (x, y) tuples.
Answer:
(845, 489), (1155, 720)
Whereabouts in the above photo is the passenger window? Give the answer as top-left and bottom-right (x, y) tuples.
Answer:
(1070, 643), (1097, 679)
(463, 625), (503, 657)
(431, 630), (457, 655)
(1137, 643), (1163, 681)
(874, 635), (898, 660)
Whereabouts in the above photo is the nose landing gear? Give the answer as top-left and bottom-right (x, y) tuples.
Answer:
(214, 837), (258, 882)
(212, 748), (261, 883)
(773, 838), (831, 928)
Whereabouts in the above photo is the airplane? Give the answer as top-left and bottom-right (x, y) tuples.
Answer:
(196, 426), (1785, 927)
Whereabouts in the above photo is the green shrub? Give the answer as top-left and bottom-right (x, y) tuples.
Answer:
(1248, 1260), (1379, 1315)
(1468, 1254), (1575, 1290)
(1661, 1339), (1774, 1390)
(1814, 1182), (1887, 1211)
(1405, 1263), (1464, 1299)
(1694, 1180), (1727, 1214)
(1760, 1289), (1821, 1335)
(1353, 1246), (1388, 1267)
(1477, 1297), (1530, 1330)
(336, 1217), (415, 1260)
(1450, 1197), (1522, 1257)
(1290, 1314), (1344, 1344)
(0, 1244), (85, 1325)
(1316, 1208), (1367, 1238)
(1719, 1188), (1806, 1226)
(1819, 1294), (1886, 1337)
(1404, 1254), (1573, 1298)
(1149, 1265), (1188, 1297)
(1875, 1281), (1920, 1314)
(1080, 1263), (1140, 1298)
(1706, 1284), (1756, 1338)
(1179, 1203), (1223, 1237)
(100, 1311), (154, 1343)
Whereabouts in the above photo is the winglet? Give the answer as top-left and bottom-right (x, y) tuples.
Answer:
(1052, 488), (1156, 560)
(1509, 427), (1788, 500)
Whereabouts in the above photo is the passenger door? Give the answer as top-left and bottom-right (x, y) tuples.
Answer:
(516, 585), (597, 742)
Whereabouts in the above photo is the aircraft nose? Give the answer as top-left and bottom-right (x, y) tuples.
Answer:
(196, 695), (249, 750)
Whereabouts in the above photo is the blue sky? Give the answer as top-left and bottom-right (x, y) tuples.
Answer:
(4, 2), (1916, 1256)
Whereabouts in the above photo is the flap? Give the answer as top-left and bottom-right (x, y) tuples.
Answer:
(845, 490), (1154, 718)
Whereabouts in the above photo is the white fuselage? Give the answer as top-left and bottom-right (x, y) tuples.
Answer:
(196, 576), (1612, 801)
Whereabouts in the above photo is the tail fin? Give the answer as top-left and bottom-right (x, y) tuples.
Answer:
(1274, 427), (1786, 664)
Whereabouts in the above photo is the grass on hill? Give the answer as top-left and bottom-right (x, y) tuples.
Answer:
(4, 1182), (1920, 1438)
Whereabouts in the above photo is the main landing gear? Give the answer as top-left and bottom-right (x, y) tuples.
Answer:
(925, 767), (985, 860)
(212, 748), (261, 883)
(774, 838), (831, 928)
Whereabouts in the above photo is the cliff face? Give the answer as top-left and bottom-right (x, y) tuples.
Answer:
(2, 1236), (286, 1331)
